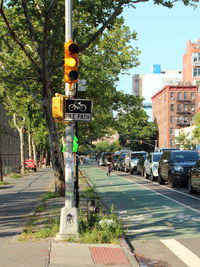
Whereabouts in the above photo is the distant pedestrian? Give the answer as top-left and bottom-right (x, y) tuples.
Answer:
(106, 154), (112, 176)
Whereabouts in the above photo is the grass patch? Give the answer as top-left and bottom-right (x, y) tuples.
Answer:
(7, 173), (22, 179)
(19, 217), (59, 241)
(19, 191), (60, 241)
(0, 181), (11, 185)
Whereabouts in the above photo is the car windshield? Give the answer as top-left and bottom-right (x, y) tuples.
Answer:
(172, 151), (200, 162)
(153, 153), (162, 162)
(131, 153), (146, 159)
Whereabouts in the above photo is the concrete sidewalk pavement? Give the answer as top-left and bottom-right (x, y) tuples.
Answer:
(0, 239), (139, 267)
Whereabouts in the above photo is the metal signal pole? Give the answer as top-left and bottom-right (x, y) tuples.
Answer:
(57, 0), (79, 239)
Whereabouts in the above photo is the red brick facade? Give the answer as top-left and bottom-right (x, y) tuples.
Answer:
(152, 86), (198, 148)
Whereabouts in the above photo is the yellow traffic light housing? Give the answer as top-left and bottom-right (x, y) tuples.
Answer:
(52, 93), (64, 120)
(64, 41), (79, 83)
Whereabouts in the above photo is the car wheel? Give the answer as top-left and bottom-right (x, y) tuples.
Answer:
(158, 172), (165, 185)
(141, 168), (144, 176)
(188, 177), (195, 193)
(168, 173), (176, 188)
(149, 171), (154, 181)
(144, 169), (148, 179)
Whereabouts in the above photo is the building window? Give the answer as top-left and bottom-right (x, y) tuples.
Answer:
(170, 139), (175, 147)
(191, 104), (196, 112)
(170, 116), (174, 123)
(170, 92), (174, 99)
(191, 92), (196, 99)
(193, 53), (200, 63)
(177, 104), (181, 111)
(193, 68), (200, 77)
(177, 92), (181, 100)
(184, 92), (187, 100)
(170, 104), (174, 111)
(184, 104), (188, 112)
(177, 116), (182, 123)
(170, 128), (175, 136)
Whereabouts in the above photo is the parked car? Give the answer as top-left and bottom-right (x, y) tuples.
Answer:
(124, 151), (148, 174)
(158, 150), (200, 187)
(136, 155), (147, 175)
(112, 152), (121, 170)
(188, 159), (200, 193)
(143, 152), (163, 181)
(115, 151), (128, 171)
(98, 152), (113, 166)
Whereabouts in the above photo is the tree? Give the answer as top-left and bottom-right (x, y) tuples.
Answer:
(0, 0), (195, 195)
(175, 130), (193, 150)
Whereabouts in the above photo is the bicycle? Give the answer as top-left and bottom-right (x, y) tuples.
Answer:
(68, 101), (87, 112)
(107, 163), (112, 176)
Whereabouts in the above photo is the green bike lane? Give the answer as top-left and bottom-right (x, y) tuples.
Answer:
(83, 166), (200, 241)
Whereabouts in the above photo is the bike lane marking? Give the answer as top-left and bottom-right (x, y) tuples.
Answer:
(83, 167), (200, 240)
(161, 239), (200, 267)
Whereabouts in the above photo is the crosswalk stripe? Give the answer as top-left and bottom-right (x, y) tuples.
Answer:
(161, 239), (200, 267)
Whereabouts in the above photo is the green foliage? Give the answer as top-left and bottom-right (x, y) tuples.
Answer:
(79, 207), (123, 244)
(192, 113), (200, 145)
(115, 95), (158, 150)
(95, 140), (121, 152)
(175, 130), (193, 150)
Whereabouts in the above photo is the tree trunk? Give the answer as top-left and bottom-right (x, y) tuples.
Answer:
(42, 81), (65, 196)
(32, 140), (37, 167)
(19, 128), (25, 174)
(28, 131), (33, 159)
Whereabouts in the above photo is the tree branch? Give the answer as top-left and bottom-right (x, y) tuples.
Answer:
(79, 0), (148, 52)
(0, 0), (40, 72)
(21, 0), (38, 43)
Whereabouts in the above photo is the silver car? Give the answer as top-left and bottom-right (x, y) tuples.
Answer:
(124, 151), (147, 174)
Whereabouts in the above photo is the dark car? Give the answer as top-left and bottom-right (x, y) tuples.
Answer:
(136, 155), (147, 175)
(188, 159), (200, 193)
(158, 150), (200, 187)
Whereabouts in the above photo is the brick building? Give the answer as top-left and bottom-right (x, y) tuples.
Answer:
(152, 85), (198, 148)
(183, 39), (200, 86)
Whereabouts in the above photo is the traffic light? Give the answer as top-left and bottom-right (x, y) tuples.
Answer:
(52, 93), (64, 120)
(64, 40), (79, 83)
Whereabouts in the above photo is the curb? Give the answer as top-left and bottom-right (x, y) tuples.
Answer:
(120, 236), (140, 267)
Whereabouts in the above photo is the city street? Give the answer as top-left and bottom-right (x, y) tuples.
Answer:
(84, 166), (200, 267)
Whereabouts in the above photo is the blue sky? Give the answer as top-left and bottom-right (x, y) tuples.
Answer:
(117, 2), (200, 94)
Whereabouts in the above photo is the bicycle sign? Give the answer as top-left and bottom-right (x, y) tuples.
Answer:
(65, 99), (92, 122)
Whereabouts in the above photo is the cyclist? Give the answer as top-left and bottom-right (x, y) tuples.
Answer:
(106, 154), (112, 176)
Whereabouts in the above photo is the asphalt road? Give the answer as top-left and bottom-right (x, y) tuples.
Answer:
(84, 166), (200, 267)
(0, 168), (53, 241)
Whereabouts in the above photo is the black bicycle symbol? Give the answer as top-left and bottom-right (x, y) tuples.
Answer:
(68, 101), (87, 112)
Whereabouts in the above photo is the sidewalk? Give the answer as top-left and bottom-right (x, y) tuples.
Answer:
(0, 167), (140, 267)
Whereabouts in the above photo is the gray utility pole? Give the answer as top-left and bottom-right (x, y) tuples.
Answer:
(57, 0), (79, 239)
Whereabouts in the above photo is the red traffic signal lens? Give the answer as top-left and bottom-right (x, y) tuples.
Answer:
(68, 43), (79, 54)
(69, 70), (78, 81)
